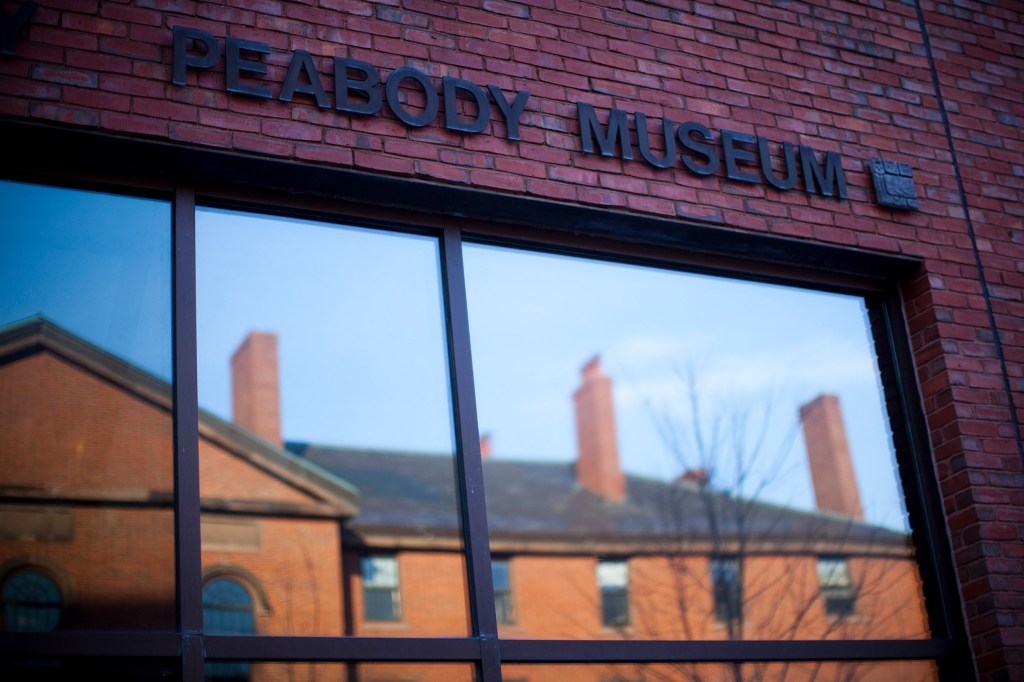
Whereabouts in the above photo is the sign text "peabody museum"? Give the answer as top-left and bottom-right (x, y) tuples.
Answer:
(173, 27), (848, 200)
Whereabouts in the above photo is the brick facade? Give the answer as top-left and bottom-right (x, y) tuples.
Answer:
(1, 0), (1022, 679)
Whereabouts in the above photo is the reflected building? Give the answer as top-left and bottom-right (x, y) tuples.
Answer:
(0, 319), (932, 680)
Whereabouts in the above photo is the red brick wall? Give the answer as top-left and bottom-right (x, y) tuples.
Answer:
(914, 2), (1024, 678)
(1, 0), (1021, 677)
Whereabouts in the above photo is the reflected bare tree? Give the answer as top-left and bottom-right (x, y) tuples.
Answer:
(615, 367), (931, 682)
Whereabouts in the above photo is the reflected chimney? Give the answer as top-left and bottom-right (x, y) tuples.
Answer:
(480, 433), (492, 460)
(678, 468), (709, 488)
(800, 394), (863, 520)
(231, 331), (282, 448)
(573, 355), (625, 503)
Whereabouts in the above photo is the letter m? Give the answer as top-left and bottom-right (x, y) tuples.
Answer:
(1, 1), (37, 56)
(577, 102), (634, 161)
(800, 146), (848, 199)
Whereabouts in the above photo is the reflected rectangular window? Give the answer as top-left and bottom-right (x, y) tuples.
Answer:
(493, 559), (514, 625)
(818, 556), (856, 617)
(711, 557), (741, 623)
(597, 560), (629, 627)
(362, 556), (400, 622)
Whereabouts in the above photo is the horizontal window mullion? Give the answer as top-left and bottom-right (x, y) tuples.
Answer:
(0, 631), (183, 658)
(498, 638), (956, 663)
(203, 635), (483, 662)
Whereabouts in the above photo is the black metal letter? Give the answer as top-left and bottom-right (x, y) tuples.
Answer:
(334, 57), (381, 116)
(385, 67), (438, 127)
(443, 77), (490, 134)
(677, 122), (719, 176)
(801, 146), (848, 199)
(225, 37), (271, 99)
(636, 113), (677, 169)
(280, 50), (329, 108)
(722, 129), (760, 184)
(757, 137), (799, 191)
(577, 102), (633, 160)
(487, 86), (530, 141)
(172, 26), (220, 86)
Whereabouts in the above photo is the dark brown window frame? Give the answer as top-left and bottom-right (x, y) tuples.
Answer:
(0, 121), (972, 681)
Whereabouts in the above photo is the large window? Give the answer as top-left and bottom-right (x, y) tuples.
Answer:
(464, 242), (932, 647)
(0, 176), (959, 680)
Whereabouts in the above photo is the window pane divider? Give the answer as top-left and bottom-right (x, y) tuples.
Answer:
(440, 224), (501, 681)
(172, 182), (203, 642)
(498, 637), (958, 663)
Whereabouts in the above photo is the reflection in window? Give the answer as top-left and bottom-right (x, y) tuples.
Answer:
(1, 569), (61, 632)
(196, 208), (469, 638)
(597, 560), (629, 627)
(465, 243), (931, 642)
(492, 559), (514, 625)
(362, 556), (400, 622)
(711, 557), (741, 623)
(818, 557), (856, 617)
(1, 179), (174, 632)
(203, 577), (254, 681)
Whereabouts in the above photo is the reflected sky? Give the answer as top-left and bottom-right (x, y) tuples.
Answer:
(0, 180), (171, 380)
(1, 178), (908, 531)
(463, 244), (906, 530)
(196, 208), (455, 455)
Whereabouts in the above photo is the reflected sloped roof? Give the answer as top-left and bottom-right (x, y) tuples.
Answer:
(289, 443), (910, 553)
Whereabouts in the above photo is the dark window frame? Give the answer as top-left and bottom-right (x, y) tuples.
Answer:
(0, 122), (973, 682)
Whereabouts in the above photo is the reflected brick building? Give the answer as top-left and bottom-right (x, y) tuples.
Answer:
(1, 319), (932, 680)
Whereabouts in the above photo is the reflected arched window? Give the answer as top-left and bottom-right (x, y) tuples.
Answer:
(1, 568), (62, 632)
(203, 577), (254, 681)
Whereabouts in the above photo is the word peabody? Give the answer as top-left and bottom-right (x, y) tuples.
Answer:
(172, 26), (847, 200)
(172, 27), (530, 140)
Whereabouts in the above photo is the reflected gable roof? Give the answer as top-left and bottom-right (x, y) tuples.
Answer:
(0, 317), (360, 517)
(290, 443), (911, 555)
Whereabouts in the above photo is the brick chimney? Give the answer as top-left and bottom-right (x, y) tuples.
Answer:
(231, 331), (282, 448)
(799, 394), (863, 520)
(573, 355), (625, 503)
(480, 433), (492, 460)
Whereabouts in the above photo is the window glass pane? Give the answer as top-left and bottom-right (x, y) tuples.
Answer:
(465, 244), (931, 641)
(0, 179), (173, 631)
(196, 208), (467, 637)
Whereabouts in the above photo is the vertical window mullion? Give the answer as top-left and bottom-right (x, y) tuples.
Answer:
(172, 184), (204, 679)
(439, 225), (500, 681)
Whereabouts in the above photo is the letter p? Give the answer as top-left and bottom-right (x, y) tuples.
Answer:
(172, 26), (220, 86)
